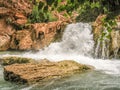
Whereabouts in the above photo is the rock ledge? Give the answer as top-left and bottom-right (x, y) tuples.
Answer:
(4, 60), (92, 84)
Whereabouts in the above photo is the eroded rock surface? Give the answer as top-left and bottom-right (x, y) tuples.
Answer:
(4, 60), (92, 84)
(0, 0), (67, 51)
(0, 19), (15, 50)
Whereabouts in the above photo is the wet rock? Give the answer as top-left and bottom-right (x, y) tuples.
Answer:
(92, 15), (106, 42)
(111, 30), (120, 57)
(2, 56), (34, 66)
(93, 15), (120, 58)
(4, 60), (92, 84)
(31, 21), (65, 50)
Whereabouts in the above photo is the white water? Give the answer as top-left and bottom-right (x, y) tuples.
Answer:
(2, 23), (120, 75)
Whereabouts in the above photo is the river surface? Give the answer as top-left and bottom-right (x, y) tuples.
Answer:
(0, 23), (120, 90)
(0, 65), (120, 90)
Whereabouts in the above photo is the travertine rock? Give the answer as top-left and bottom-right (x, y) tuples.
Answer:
(4, 60), (92, 84)
(0, 0), (68, 51)
(93, 15), (120, 58)
(10, 30), (33, 50)
(0, 19), (15, 50)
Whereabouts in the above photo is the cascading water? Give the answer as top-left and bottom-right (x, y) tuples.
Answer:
(94, 29), (110, 59)
(1, 22), (120, 90)
(2, 22), (120, 75)
(37, 23), (94, 56)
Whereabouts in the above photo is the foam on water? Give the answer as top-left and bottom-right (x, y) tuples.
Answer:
(1, 23), (120, 75)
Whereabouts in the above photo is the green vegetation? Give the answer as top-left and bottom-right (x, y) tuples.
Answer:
(76, 0), (120, 22)
(28, 1), (50, 23)
(28, 0), (83, 23)
(28, 0), (120, 23)
(100, 17), (117, 41)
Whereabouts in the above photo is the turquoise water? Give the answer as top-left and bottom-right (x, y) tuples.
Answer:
(0, 69), (120, 90)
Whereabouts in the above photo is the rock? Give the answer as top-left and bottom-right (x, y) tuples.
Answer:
(19, 35), (33, 50)
(10, 30), (33, 50)
(0, 34), (10, 50)
(0, 7), (11, 15)
(1, 0), (32, 15)
(4, 60), (92, 84)
(0, 19), (15, 51)
(93, 15), (120, 58)
(0, 0), (68, 51)
(15, 13), (27, 19)
(14, 13), (28, 25)
(31, 21), (66, 50)
(111, 30), (120, 55)
(0, 19), (15, 36)
(0, 0), (32, 26)
(15, 19), (27, 25)
(2, 56), (34, 66)
(92, 15), (106, 42)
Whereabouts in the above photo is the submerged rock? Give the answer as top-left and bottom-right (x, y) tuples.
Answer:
(4, 60), (92, 84)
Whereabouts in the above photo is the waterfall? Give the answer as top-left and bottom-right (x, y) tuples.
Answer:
(1, 23), (120, 75)
(38, 23), (94, 56)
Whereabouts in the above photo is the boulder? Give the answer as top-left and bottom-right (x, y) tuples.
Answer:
(4, 60), (92, 84)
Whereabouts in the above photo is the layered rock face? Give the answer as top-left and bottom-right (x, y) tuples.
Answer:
(0, 0), (67, 51)
(4, 59), (92, 84)
(93, 15), (120, 58)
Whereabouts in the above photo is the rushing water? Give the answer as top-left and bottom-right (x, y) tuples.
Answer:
(0, 23), (120, 90)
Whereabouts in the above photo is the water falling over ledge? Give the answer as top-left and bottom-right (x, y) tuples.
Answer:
(1, 23), (120, 75)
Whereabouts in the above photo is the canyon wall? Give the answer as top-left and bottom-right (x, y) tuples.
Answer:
(0, 0), (67, 51)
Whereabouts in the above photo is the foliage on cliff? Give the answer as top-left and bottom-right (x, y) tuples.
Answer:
(28, 0), (120, 23)
(76, 0), (120, 22)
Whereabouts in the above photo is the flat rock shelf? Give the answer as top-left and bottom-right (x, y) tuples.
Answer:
(3, 60), (92, 85)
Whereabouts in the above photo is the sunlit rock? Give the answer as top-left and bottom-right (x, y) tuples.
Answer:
(4, 60), (92, 84)
(10, 30), (33, 50)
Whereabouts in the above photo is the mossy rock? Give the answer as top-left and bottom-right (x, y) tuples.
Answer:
(2, 56), (35, 66)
